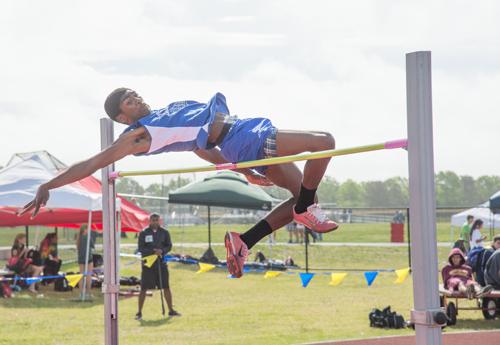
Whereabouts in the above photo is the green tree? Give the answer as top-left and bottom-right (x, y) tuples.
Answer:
(460, 175), (479, 206)
(363, 181), (388, 207)
(337, 179), (364, 207)
(476, 175), (500, 202)
(317, 176), (339, 204)
(116, 178), (144, 195)
(435, 171), (462, 206)
(385, 177), (409, 207)
(167, 176), (192, 192)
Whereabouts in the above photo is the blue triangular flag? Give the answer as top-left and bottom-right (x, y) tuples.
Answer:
(25, 277), (42, 285)
(299, 272), (315, 288)
(364, 271), (378, 286)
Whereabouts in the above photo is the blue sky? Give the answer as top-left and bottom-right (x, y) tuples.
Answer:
(1, 0), (499, 186)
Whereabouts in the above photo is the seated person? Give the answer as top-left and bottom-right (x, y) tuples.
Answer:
(477, 235), (500, 286)
(441, 248), (492, 299)
(254, 250), (267, 263)
(284, 256), (295, 267)
(39, 232), (62, 279)
(8, 233), (43, 294)
(484, 248), (500, 290)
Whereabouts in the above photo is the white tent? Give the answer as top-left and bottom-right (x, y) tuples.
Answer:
(450, 202), (500, 229)
(0, 152), (104, 301)
(0, 153), (102, 211)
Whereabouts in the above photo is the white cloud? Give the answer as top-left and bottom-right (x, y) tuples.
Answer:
(1, 0), (499, 188)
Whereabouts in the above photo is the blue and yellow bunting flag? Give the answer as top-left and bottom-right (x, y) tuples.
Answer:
(25, 277), (42, 285)
(299, 272), (315, 288)
(196, 263), (216, 274)
(65, 274), (83, 288)
(329, 273), (347, 286)
(143, 254), (158, 268)
(264, 271), (282, 279)
(394, 268), (410, 284)
(364, 271), (378, 286)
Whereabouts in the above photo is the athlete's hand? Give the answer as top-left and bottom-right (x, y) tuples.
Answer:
(18, 184), (50, 218)
(245, 173), (274, 186)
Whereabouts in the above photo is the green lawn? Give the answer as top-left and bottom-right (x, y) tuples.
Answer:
(1, 244), (499, 345)
(0, 222), (465, 249)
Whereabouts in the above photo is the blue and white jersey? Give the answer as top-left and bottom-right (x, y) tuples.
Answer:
(123, 93), (230, 155)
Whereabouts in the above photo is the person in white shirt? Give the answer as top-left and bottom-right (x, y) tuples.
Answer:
(469, 219), (487, 250)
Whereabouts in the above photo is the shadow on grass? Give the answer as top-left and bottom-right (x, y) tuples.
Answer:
(139, 317), (171, 327)
(0, 290), (104, 309)
(449, 318), (500, 330)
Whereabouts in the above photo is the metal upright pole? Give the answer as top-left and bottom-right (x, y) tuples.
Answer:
(207, 206), (211, 249)
(82, 209), (93, 301)
(406, 207), (411, 270)
(304, 230), (309, 273)
(406, 51), (443, 344)
(101, 118), (119, 345)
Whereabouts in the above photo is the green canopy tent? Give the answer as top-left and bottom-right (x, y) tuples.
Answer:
(168, 171), (277, 261)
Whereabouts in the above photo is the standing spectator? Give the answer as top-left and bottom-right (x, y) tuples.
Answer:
(267, 231), (276, 245)
(286, 222), (296, 243)
(341, 209), (347, 223)
(393, 210), (405, 224)
(469, 219), (486, 250)
(296, 222), (305, 244)
(315, 230), (323, 242)
(40, 232), (62, 279)
(136, 213), (180, 320)
(305, 227), (318, 243)
(460, 215), (474, 253)
(478, 236), (500, 286)
(76, 224), (96, 298)
(8, 233), (43, 294)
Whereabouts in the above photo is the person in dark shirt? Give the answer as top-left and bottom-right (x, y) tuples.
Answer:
(478, 235), (500, 286)
(136, 213), (180, 320)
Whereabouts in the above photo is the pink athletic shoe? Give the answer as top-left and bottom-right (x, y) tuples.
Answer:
(224, 232), (248, 278)
(293, 204), (339, 233)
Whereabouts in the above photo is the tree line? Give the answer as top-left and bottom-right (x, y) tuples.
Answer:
(116, 171), (500, 209)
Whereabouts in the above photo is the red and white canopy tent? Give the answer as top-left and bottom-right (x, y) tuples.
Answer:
(0, 151), (150, 300)
(0, 151), (149, 232)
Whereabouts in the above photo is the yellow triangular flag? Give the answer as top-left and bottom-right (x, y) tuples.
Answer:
(65, 274), (83, 288)
(264, 271), (282, 279)
(394, 268), (410, 284)
(196, 262), (216, 274)
(329, 273), (347, 286)
(143, 254), (158, 268)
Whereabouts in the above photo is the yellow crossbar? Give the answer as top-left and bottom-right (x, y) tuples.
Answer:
(110, 139), (407, 178)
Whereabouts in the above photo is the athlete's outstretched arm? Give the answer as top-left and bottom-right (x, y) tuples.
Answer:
(194, 148), (273, 186)
(19, 127), (151, 218)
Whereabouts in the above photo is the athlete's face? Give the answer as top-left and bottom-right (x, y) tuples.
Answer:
(115, 90), (151, 125)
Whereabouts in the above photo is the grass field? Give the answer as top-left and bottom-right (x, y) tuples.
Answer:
(0, 222), (471, 248)
(1, 239), (499, 345)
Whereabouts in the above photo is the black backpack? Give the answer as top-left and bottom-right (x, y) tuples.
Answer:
(26, 249), (42, 266)
(369, 306), (406, 329)
(54, 277), (72, 292)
